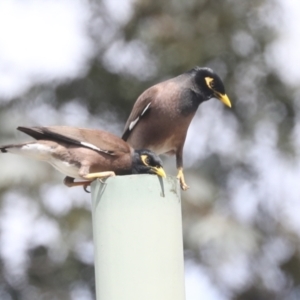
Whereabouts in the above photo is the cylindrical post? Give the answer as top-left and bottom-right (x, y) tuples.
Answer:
(91, 174), (185, 300)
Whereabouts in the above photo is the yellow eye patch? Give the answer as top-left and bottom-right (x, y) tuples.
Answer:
(205, 77), (215, 89)
(141, 154), (150, 166)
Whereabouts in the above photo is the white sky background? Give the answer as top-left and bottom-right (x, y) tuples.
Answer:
(0, 0), (93, 99)
(266, 0), (300, 86)
(0, 0), (300, 299)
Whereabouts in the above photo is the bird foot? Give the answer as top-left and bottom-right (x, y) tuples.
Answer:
(176, 169), (189, 191)
(63, 172), (116, 193)
(180, 181), (189, 191)
(84, 171), (116, 181)
(80, 171), (116, 190)
(63, 176), (92, 193)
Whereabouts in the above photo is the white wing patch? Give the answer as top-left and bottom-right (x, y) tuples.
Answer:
(80, 141), (101, 151)
(129, 117), (140, 131)
(80, 141), (113, 154)
(129, 102), (151, 132)
(141, 102), (151, 116)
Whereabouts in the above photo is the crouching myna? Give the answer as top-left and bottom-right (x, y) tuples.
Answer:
(122, 67), (231, 191)
(0, 126), (166, 191)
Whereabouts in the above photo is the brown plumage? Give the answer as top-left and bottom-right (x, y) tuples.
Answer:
(1, 126), (166, 191)
(122, 67), (231, 190)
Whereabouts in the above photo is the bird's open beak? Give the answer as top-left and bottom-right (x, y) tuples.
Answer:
(152, 166), (167, 178)
(215, 92), (232, 108)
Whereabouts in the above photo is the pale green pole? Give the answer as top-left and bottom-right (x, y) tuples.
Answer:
(91, 174), (185, 300)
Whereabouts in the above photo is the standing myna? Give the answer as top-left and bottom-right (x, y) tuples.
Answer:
(122, 67), (231, 191)
(0, 126), (166, 190)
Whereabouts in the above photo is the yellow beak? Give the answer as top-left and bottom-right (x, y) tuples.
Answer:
(152, 166), (167, 178)
(216, 92), (232, 108)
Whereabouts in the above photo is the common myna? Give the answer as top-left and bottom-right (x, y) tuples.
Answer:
(122, 67), (231, 191)
(1, 126), (166, 190)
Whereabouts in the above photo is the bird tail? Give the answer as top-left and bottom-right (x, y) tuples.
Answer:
(0, 146), (8, 153)
(0, 144), (16, 153)
(0, 141), (56, 161)
(1, 144), (24, 154)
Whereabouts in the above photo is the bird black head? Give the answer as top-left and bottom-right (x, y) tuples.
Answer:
(132, 149), (166, 177)
(190, 67), (232, 107)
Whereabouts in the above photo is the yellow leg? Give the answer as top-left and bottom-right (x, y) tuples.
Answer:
(176, 168), (189, 191)
(64, 172), (116, 193)
(84, 171), (116, 180)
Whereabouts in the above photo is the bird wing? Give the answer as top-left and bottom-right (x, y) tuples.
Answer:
(17, 126), (130, 155)
(122, 87), (159, 141)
